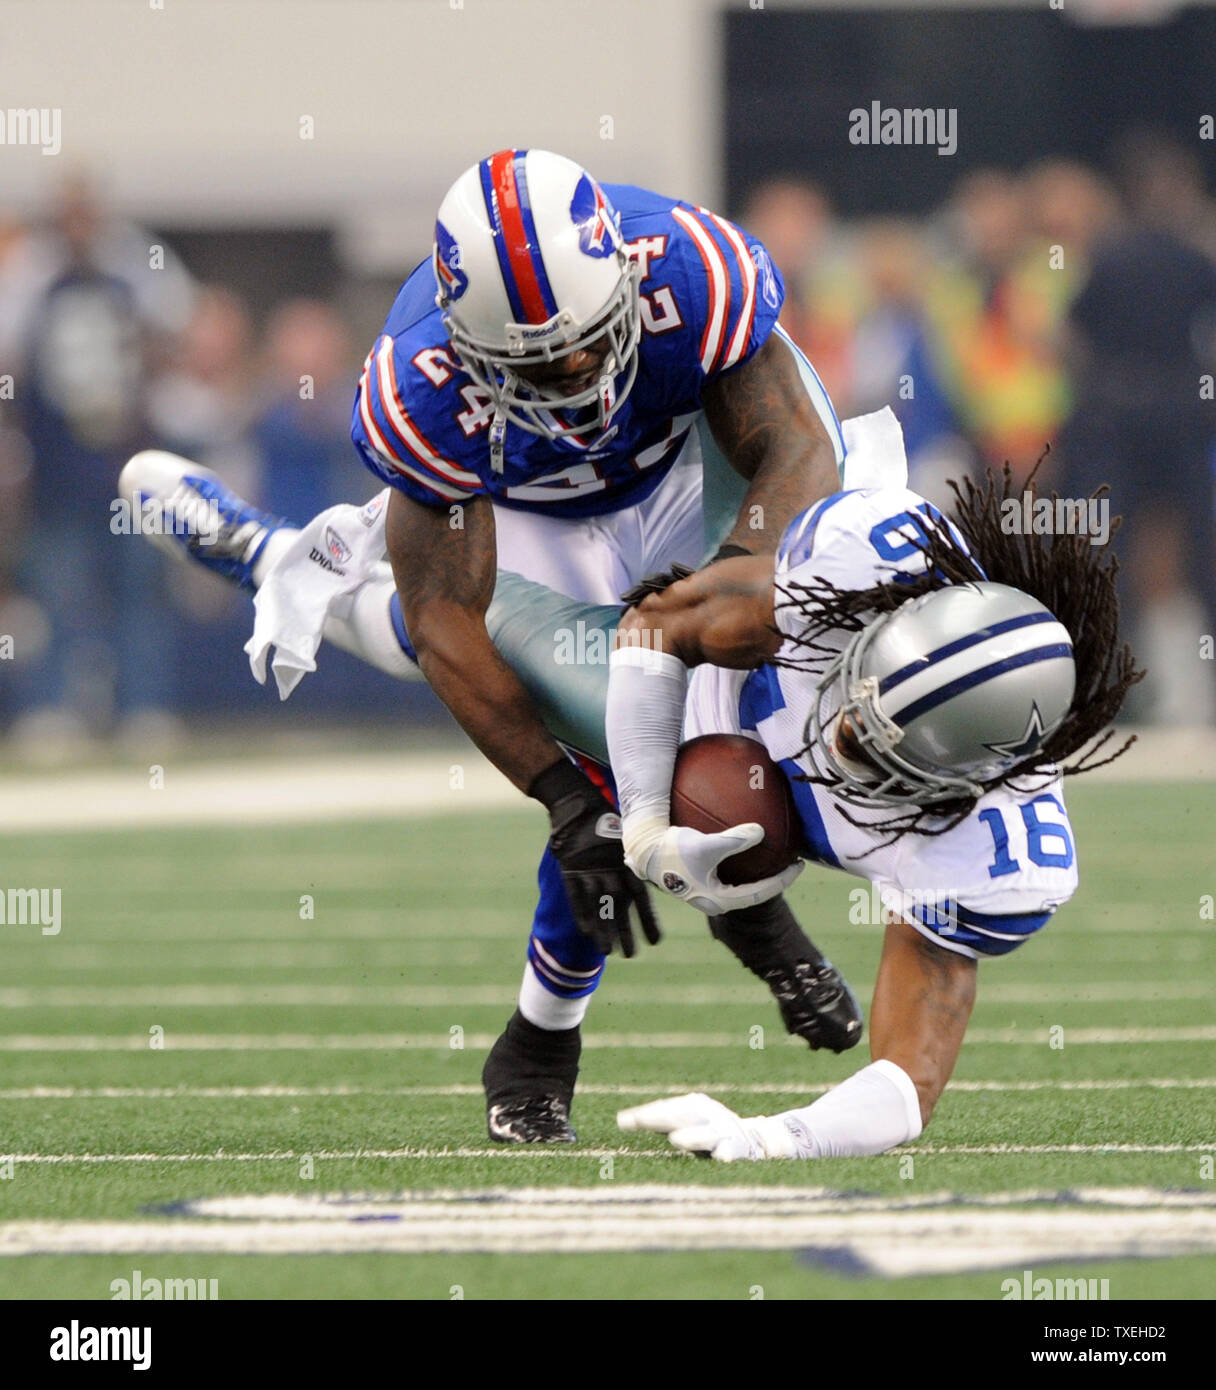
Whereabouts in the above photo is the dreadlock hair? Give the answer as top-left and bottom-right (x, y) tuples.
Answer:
(774, 458), (1145, 843)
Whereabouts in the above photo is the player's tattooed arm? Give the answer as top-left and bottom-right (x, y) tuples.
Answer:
(701, 333), (839, 555)
(618, 554), (781, 669)
(868, 916), (977, 1127)
(386, 489), (566, 793)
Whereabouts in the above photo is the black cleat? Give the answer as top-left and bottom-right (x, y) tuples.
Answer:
(708, 896), (864, 1053)
(487, 1095), (577, 1144)
(758, 957), (863, 1054)
(482, 1009), (581, 1144)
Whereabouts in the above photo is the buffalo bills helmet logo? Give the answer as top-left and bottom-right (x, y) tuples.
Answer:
(434, 220), (469, 301)
(569, 173), (617, 259)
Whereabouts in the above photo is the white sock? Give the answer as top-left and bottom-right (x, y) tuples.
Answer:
(519, 965), (592, 1030)
(324, 575), (422, 681)
(251, 527), (297, 587)
(776, 1059), (923, 1158)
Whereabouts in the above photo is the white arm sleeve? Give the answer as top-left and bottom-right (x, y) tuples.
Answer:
(605, 644), (688, 835)
(775, 1059), (924, 1158)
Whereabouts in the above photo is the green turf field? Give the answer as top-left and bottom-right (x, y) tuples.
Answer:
(0, 780), (1213, 1300)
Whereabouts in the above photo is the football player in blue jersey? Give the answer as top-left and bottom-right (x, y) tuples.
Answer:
(349, 148), (854, 1141)
(122, 148), (857, 1144)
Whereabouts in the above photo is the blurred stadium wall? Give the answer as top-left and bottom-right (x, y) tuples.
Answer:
(0, 0), (721, 256)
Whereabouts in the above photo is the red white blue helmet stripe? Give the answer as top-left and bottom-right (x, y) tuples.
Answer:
(478, 149), (560, 326)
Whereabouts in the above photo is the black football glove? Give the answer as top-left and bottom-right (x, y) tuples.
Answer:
(619, 545), (751, 610)
(530, 759), (661, 959)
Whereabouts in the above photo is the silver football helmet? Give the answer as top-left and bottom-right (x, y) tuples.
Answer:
(805, 582), (1076, 806)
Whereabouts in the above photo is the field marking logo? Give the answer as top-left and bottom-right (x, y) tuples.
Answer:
(6, 1186), (1210, 1275)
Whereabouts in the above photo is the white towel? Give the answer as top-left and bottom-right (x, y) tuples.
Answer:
(840, 405), (908, 491)
(245, 490), (392, 699)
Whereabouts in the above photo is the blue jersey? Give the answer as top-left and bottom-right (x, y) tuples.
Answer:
(350, 184), (785, 517)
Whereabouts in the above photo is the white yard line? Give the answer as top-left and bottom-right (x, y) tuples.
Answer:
(1, 1078), (1213, 1101)
(0, 1142), (1211, 1165)
(0, 1026), (1212, 1051)
(3, 1147), (658, 1163)
(0, 981), (1209, 1008)
(902, 1144), (1216, 1155)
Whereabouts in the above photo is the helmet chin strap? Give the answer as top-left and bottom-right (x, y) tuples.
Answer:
(490, 364), (620, 466)
(596, 372), (616, 428)
(490, 369), (517, 472)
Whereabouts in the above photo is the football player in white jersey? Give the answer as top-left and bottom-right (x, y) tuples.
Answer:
(120, 445), (1135, 1154)
(607, 472), (1140, 1160)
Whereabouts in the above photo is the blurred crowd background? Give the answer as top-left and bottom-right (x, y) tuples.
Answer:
(1, 3), (1214, 753)
(0, 175), (399, 752)
(741, 129), (1216, 729)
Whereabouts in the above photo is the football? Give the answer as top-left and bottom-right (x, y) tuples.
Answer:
(670, 734), (802, 886)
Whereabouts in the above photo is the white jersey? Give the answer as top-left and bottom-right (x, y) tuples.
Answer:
(685, 487), (1079, 959)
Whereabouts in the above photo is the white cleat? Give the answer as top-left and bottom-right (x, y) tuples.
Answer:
(117, 450), (285, 591)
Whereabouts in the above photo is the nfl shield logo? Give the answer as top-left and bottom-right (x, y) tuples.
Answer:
(324, 526), (353, 566)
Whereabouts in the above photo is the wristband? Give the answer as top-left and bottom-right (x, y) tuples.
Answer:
(528, 758), (592, 812)
(710, 543), (752, 564)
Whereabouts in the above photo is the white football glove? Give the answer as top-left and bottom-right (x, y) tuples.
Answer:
(622, 818), (803, 917)
(617, 1092), (798, 1162)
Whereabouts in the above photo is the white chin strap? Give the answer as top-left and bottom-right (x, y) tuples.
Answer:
(489, 372), (516, 472)
(485, 351), (627, 471)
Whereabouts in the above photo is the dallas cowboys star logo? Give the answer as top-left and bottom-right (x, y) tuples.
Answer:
(983, 702), (1048, 761)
